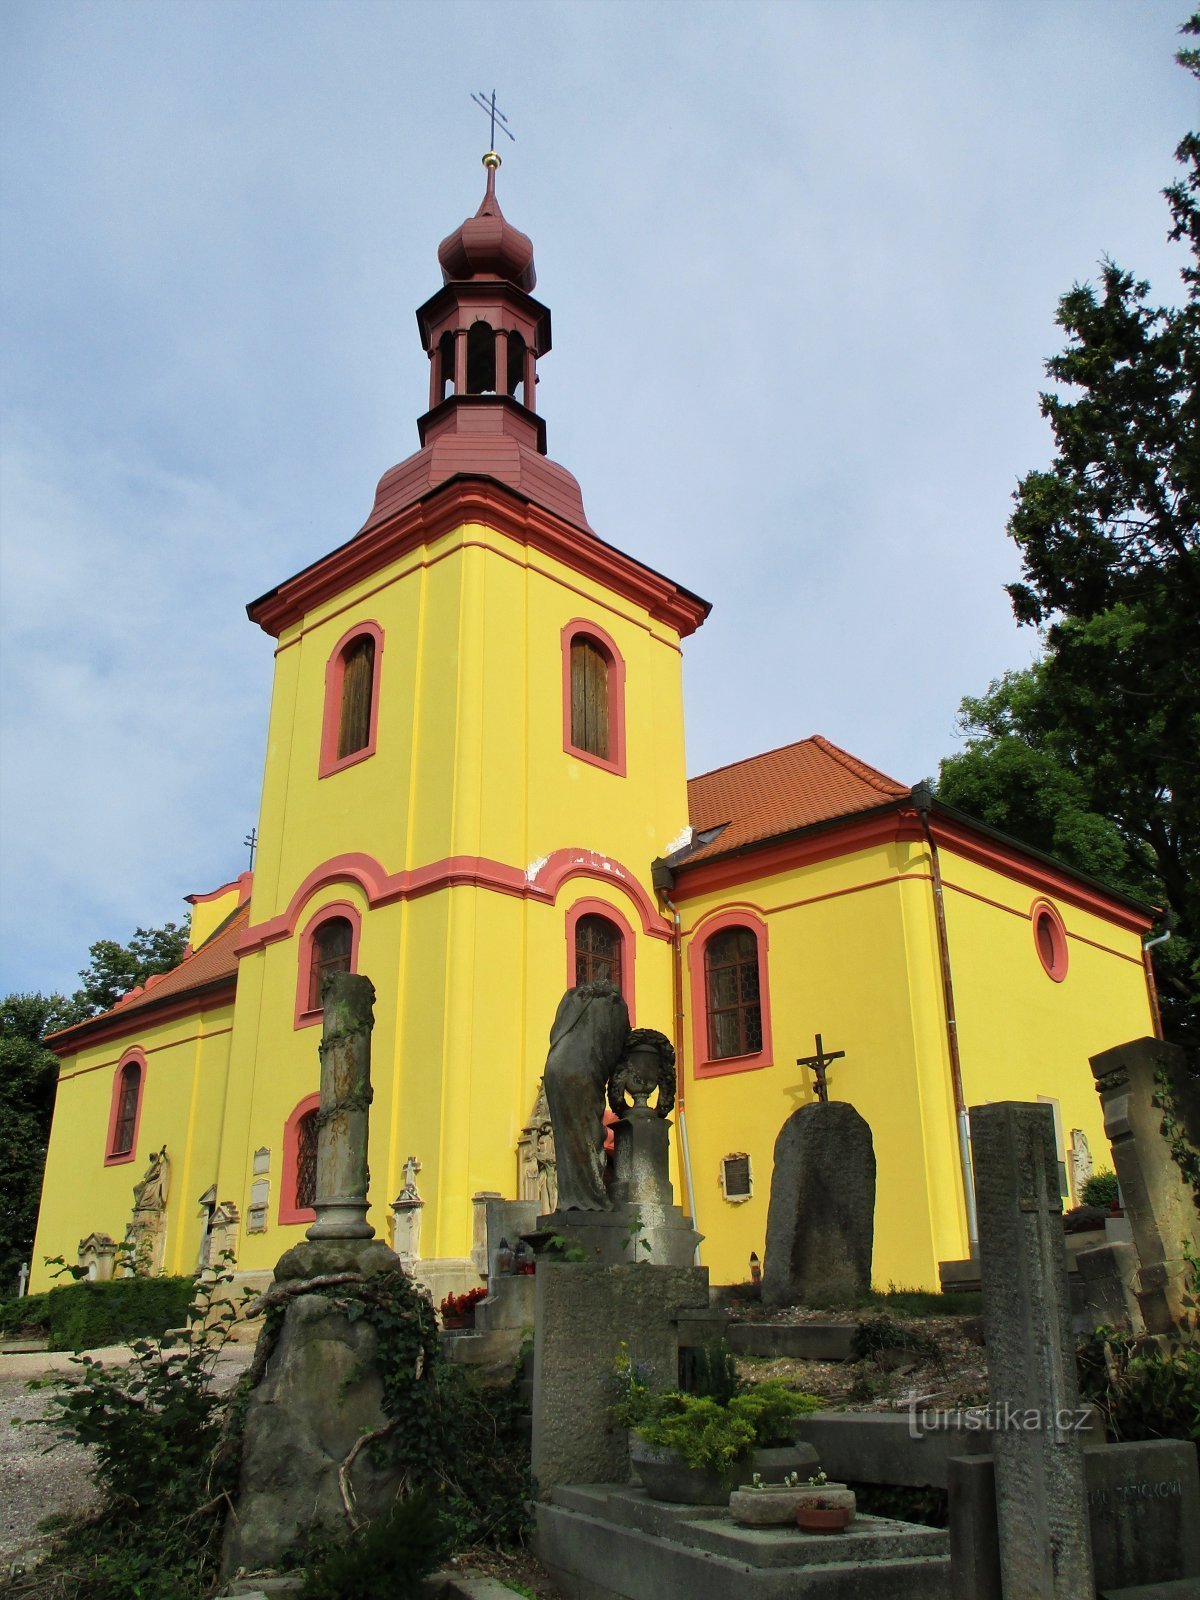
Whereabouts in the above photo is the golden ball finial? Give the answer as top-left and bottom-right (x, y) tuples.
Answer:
(483, 150), (501, 170)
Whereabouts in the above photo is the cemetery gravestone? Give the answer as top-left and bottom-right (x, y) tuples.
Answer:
(762, 1101), (875, 1305)
(968, 1100), (1094, 1599)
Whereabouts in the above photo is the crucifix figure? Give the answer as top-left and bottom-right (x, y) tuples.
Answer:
(795, 1033), (846, 1104)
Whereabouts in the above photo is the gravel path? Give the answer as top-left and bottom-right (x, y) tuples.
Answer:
(1, 1342), (256, 1571)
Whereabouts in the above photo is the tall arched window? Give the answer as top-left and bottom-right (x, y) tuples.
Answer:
(295, 1109), (319, 1210)
(437, 330), (455, 400)
(575, 912), (623, 990)
(689, 911), (773, 1077)
(571, 637), (610, 759)
(295, 901), (362, 1027)
(561, 620), (627, 776)
(705, 927), (762, 1059)
(338, 635), (375, 759)
(466, 320), (496, 393)
(506, 330), (527, 402)
(319, 622), (384, 777)
(280, 1092), (321, 1224)
(308, 916), (353, 1011)
(105, 1051), (147, 1164)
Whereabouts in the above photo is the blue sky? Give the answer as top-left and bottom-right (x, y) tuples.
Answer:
(0, 1), (1193, 997)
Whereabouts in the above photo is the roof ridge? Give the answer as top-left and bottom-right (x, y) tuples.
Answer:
(808, 734), (907, 796)
(688, 736), (821, 787)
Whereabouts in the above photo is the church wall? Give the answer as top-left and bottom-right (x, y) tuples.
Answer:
(935, 844), (1154, 1207)
(676, 839), (947, 1290)
(30, 1001), (235, 1293)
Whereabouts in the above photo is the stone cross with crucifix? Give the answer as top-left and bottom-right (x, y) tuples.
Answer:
(795, 1034), (846, 1103)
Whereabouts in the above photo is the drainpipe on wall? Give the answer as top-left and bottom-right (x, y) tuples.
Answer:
(653, 859), (699, 1255)
(911, 783), (978, 1254)
(1141, 922), (1172, 1040)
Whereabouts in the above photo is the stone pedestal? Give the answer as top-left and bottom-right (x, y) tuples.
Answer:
(536, 1202), (700, 1269)
(220, 1237), (409, 1576)
(611, 1107), (674, 1206)
(531, 1261), (708, 1493)
(1090, 1037), (1199, 1334)
(969, 1101), (1094, 1598)
(763, 1101), (876, 1305)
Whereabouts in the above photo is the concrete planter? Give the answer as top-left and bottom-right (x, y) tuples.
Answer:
(729, 1485), (809, 1526)
(628, 1435), (744, 1505)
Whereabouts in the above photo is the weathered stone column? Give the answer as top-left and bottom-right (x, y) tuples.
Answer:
(969, 1101), (1094, 1599)
(306, 972), (376, 1242)
(1090, 1035), (1199, 1334)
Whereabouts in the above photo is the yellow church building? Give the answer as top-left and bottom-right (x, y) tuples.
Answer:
(32, 155), (1158, 1299)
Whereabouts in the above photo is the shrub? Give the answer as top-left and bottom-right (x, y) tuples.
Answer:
(729, 1378), (821, 1446)
(15, 1273), (196, 1351)
(635, 1394), (756, 1472)
(439, 1286), (487, 1322)
(852, 1312), (942, 1365)
(300, 1492), (451, 1600)
(1077, 1327), (1200, 1445)
(1082, 1170), (1120, 1208)
(689, 1339), (740, 1405)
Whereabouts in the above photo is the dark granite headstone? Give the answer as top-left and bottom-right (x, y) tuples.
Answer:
(762, 1101), (875, 1306)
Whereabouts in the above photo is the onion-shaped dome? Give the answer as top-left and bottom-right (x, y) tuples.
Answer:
(437, 154), (536, 292)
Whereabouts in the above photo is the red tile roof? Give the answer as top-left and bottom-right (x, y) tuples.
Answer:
(682, 735), (910, 867)
(48, 903), (248, 1051)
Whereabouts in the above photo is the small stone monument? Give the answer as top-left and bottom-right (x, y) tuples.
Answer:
(222, 973), (410, 1577)
(389, 1154), (423, 1266)
(969, 1101), (1094, 1598)
(1090, 1035), (1199, 1334)
(76, 1232), (117, 1282)
(121, 1147), (170, 1274)
(762, 1102), (876, 1305)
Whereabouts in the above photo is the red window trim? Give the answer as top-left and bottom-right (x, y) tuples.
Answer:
(565, 897), (637, 1025)
(294, 901), (362, 1028)
(279, 1092), (322, 1226)
(318, 620), (385, 778)
(687, 909), (773, 1079)
(560, 618), (627, 777)
(1031, 898), (1069, 983)
(104, 1049), (147, 1165)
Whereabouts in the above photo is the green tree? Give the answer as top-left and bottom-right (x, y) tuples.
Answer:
(939, 17), (1199, 1047)
(0, 993), (83, 1292)
(73, 919), (190, 1016)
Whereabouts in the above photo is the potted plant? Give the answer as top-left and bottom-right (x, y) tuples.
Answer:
(730, 1471), (811, 1527)
(793, 1472), (856, 1533)
(439, 1286), (486, 1330)
(728, 1378), (821, 1481)
(629, 1395), (757, 1504)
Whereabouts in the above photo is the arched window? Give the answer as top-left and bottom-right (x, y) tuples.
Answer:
(571, 637), (610, 758)
(319, 622), (383, 777)
(295, 901), (362, 1027)
(338, 635), (375, 759)
(308, 915), (353, 1011)
(575, 912), (623, 990)
(705, 927), (762, 1059)
(105, 1051), (146, 1164)
(506, 330), (527, 402)
(279, 1092), (321, 1224)
(295, 1109), (319, 1210)
(688, 910), (773, 1078)
(437, 330), (455, 400)
(561, 620), (627, 776)
(466, 320), (496, 394)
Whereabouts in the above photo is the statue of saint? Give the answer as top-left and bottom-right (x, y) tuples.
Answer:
(132, 1147), (170, 1214)
(541, 980), (630, 1211)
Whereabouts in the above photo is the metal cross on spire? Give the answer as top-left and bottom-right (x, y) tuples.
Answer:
(795, 1034), (847, 1104)
(244, 828), (258, 871)
(471, 89), (516, 151)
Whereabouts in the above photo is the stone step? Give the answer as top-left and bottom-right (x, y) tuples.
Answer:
(727, 1321), (858, 1361)
(1099, 1585), (1200, 1599)
(537, 1486), (950, 1599)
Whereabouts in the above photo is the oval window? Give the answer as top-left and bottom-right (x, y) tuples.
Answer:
(1032, 902), (1068, 982)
